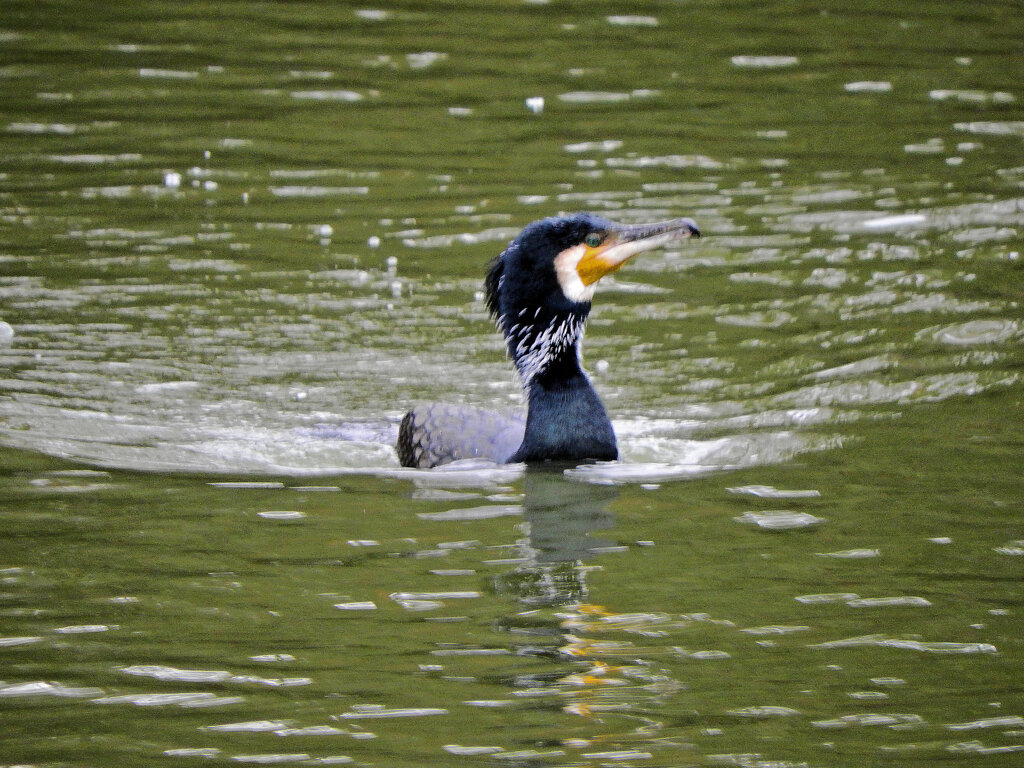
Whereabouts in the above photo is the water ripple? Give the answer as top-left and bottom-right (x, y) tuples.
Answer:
(811, 635), (997, 654)
(923, 319), (1020, 346)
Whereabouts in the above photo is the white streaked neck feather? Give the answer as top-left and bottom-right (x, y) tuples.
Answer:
(501, 311), (585, 387)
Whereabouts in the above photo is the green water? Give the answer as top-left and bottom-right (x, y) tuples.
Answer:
(2, 1), (1023, 766)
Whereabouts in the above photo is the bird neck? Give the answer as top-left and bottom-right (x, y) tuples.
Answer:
(512, 370), (617, 463)
(505, 309), (586, 388)
(509, 342), (617, 464)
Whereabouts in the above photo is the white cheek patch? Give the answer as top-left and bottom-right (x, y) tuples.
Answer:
(554, 244), (597, 303)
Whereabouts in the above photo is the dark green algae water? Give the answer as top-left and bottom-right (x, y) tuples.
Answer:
(1, 1), (1024, 766)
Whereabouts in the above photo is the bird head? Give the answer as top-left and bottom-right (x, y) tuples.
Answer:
(484, 213), (699, 384)
(485, 212), (699, 319)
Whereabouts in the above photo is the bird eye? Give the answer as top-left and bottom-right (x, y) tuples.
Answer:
(585, 233), (603, 248)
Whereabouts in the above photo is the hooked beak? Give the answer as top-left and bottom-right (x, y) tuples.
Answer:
(576, 217), (700, 286)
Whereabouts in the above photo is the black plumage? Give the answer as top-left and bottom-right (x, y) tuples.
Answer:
(398, 213), (699, 468)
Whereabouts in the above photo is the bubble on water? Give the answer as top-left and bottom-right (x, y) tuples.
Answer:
(525, 96), (544, 114)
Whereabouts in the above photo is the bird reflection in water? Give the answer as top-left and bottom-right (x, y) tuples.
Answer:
(490, 468), (684, 734)
(493, 466), (619, 607)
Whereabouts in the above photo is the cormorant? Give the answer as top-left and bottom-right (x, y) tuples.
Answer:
(397, 212), (700, 468)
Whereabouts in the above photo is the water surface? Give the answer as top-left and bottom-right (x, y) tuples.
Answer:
(1, 1), (1023, 766)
